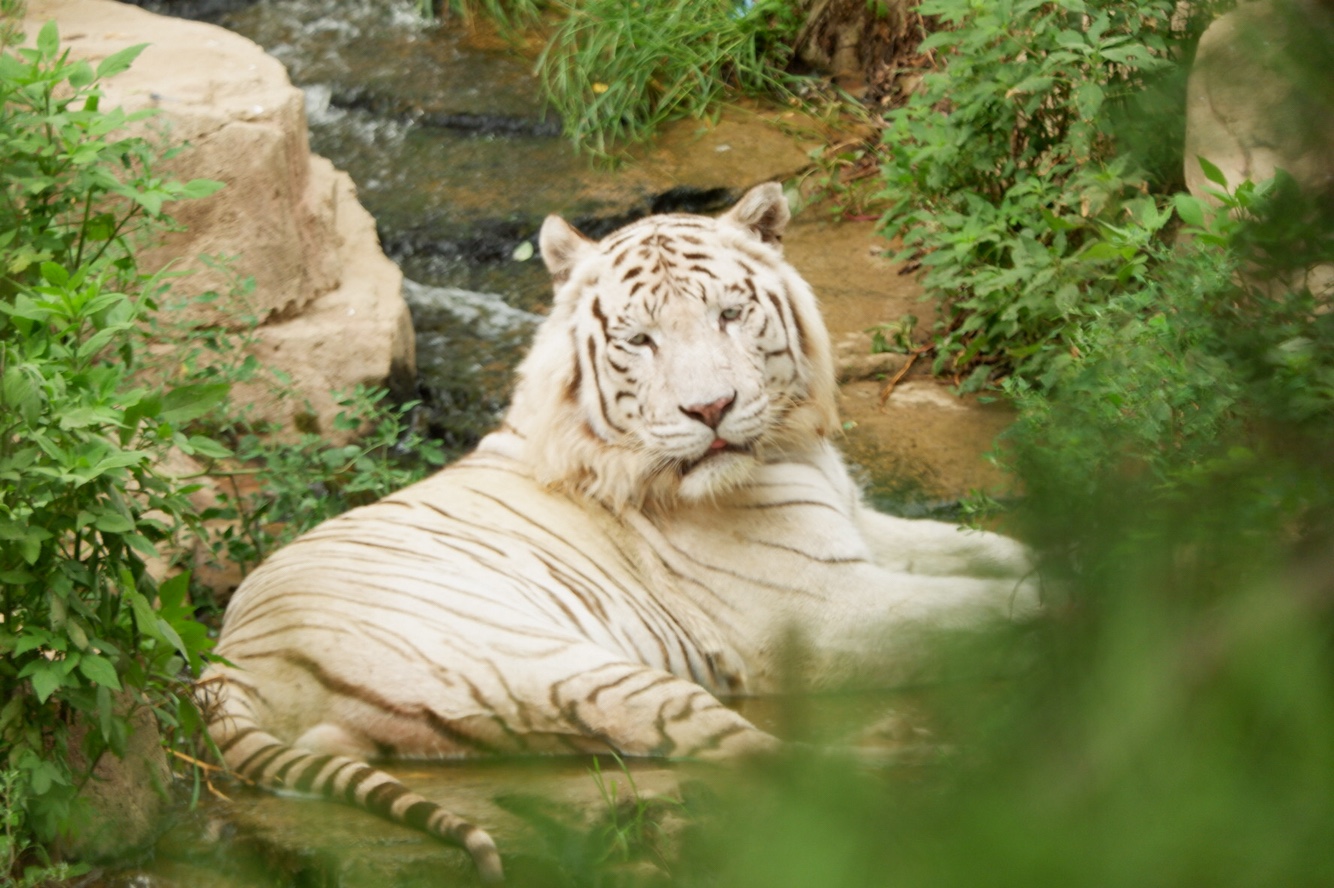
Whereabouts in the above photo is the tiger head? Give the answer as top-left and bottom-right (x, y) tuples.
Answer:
(505, 183), (839, 511)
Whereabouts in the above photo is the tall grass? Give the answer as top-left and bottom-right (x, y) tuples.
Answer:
(537, 0), (801, 156)
(427, 0), (545, 32)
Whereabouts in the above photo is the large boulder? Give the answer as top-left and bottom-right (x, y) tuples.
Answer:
(1184, 0), (1334, 297)
(24, 0), (416, 438)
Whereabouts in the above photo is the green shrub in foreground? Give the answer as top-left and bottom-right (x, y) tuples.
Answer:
(0, 19), (224, 876)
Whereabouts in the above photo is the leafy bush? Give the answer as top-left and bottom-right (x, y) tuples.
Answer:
(877, 0), (1221, 390)
(142, 269), (451, 582)
(1002, 165), (1334, 544)
(0, 18), (224, 870)
(0, 19), (451, 875)
(538, 0), (802, 156)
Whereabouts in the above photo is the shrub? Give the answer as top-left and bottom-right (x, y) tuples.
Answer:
(1001, 166), (1334, 549)
(0, 18), (223, 871)
(877, 0), (1221, 391)
(202, 382), (450, 579)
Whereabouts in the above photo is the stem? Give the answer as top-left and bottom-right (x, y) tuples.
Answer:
(82, 207), (141, 271)
(72, 189), (95, 269)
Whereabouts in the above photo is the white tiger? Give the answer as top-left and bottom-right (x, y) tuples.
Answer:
(201, 183), (1040, 883)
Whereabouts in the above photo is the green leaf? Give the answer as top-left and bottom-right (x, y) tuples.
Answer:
(36, 20), (59, 58)
(78, 653), (122, 690)
(67, 59), (95, 88)
(1007, 75), (1053, 97)
(20, 534), (43, 565)
(57, 406), (121, 430)
(127, 588), (161, 640)
(93, 512), (135, 533)
(1075, 81), (1104, 120)
(178, 178), (226, 200)
(160, 382), (230, 425)
(132, 189), (165, 216)
(95, 43), (149, 80)
(1173, 193), (1206, 228)
(2, 365), (44, 424)
(39, 261), (70, 287)
(1196, 156), (1228, 188)
(157, 571), (191, 612)
(155, 617), (189, 661)
(124, 533), (161, 558)
(186, 435), (233, 459)
(29, 665), (63, 704)
(1076, 241), (1124, 262)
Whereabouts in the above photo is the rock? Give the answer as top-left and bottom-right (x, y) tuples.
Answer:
(1184, 0), (1334, 298)
(834, 330), (909, 383)
(1185, 0), (1334, 198)
(24, 0), (415, 440)
(59, 702), (173, 863)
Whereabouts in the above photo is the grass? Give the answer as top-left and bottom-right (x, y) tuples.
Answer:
(537, 0), (801, 157)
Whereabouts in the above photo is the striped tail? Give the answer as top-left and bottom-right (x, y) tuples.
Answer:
(205, 685), (504, 883)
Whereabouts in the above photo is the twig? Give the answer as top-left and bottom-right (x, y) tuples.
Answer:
(169, 748), (225, 773)
(878, 347), (929, 406)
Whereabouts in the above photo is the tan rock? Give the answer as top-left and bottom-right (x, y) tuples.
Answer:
(1185, 0), (1334, 199)
(1184, 0), (1334, 299)
(24, 0), (415, 439)
(60, 702), (173, 862)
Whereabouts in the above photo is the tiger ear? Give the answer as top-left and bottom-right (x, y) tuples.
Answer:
(721, 182), (790, 246)
(540, 214), (595, 286)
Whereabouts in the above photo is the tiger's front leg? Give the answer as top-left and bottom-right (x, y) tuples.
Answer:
(542, 653), (778, 761)
(855, 505), (1038, 583)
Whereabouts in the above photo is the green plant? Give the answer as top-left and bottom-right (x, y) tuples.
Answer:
(420, 0), (546, 32)
(1001, 165), (1334, 545)
(1, 19), (223, 870)
(877, 0), (1220, 391)
(201, 384), (450, 577)
(131, 255), (450, 582)
(0, 769), (87, 887)
(588, 754), (681, 870)
(538, 0), (802, 156)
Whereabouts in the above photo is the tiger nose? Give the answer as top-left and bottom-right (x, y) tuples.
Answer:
(680, 394), (735, 430)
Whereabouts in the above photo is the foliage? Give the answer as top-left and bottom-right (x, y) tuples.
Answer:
(1001, 165), (1334, 544)
(877, 0), (1222, 391)
(143, 269), (451, 581)
(203, 383), (449, 579)
(1, 769), (86, 886)
(538, 0), (802, 156)
(498, 755), (685, 886)
(0, 17), (223, 868)
(422, 0), (545, 33)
